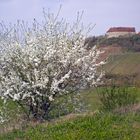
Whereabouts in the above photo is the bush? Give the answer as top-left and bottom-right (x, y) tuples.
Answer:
(0, 10), (104, 121)
(98, 86), (138, 111)
(46, 93), (87, 119)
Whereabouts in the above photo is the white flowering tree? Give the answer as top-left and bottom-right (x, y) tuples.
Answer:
(0, 11), (104, 121)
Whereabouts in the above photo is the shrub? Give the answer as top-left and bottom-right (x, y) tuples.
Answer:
(98, 86), (138, 111)
(0, 10), (105, 121)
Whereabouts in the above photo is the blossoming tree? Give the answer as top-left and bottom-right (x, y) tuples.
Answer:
(0, 12), (104, 120)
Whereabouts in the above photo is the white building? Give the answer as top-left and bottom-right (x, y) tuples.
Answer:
(106, 27), (136, 38)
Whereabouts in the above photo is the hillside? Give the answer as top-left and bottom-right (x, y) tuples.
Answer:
(104, 52), (140, 86)
(105, 53), (140, 74)
(1, 113), (140, 140)
(85, 35), (140, 86)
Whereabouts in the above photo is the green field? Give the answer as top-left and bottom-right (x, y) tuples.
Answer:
(1, 87), (140, 139)
(104, 52), (140, 86)
(105, 52), (140, 75)
(1, 113), (140, 140)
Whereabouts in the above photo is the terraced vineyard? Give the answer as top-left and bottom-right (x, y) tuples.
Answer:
(105, 52), (140, 74)
(104, 52), (140, 86)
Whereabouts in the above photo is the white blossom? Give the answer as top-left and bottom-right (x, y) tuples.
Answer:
(0, 11), (105, 119)
(49, 95), (54, 102)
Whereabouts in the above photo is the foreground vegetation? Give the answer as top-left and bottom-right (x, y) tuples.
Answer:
(1, 113), (140, 140)
(0, 87), (140, 139)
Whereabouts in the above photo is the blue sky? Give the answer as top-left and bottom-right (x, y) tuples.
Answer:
(0, 0), (140, 36)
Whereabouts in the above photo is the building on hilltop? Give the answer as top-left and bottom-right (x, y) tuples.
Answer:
(106, 27), (136, 38)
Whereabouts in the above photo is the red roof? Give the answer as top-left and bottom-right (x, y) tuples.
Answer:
(107, 27), (135, 33)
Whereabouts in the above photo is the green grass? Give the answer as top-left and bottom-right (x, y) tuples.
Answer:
(104, 52), (140, 86)
(80, 88), (101, 111)
(81, 87), (140, 111)
(1, 113), (140, 140)
(0, 99), (21, 121)
(105, 52), (140, 75)
(1, 87), (140, 139)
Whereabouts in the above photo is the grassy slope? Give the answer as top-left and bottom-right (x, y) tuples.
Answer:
(105, 52), (140, 75)
(1, 113), (140, 140)
(1, 87), (140, 139)
(104, 52), (140, 85)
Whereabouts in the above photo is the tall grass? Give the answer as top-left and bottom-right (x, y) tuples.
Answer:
(98, 86), (139, 111)
(1, 113), (140, 140)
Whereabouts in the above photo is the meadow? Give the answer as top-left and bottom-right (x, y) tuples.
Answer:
(0, 87), (140, 140)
